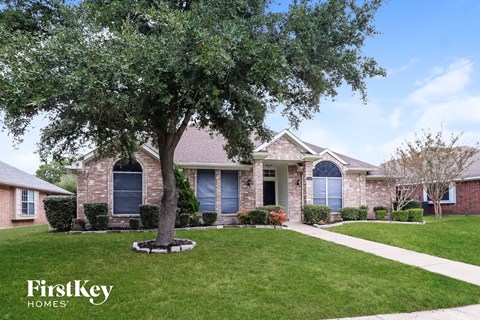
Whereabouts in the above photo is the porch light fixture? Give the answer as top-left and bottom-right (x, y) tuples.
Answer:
(246, 179), (252, 187)
(296, 179), (301, 186)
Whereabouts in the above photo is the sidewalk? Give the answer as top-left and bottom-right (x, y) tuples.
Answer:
(286, 221), (480, 319)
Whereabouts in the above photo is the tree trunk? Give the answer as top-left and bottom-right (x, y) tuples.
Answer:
(433, 200), (442, 218)
(154, 144), (178, 246)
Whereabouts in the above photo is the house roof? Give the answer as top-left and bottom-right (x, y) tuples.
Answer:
(0, 161), (72, 195)
(173, 126), (378, 172)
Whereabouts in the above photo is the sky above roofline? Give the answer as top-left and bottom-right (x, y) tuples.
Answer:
(2, 0), (480, 174)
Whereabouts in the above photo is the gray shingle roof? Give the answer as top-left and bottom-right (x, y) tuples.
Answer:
(0, 161), (72, 194)
(173, 126), (378, 171)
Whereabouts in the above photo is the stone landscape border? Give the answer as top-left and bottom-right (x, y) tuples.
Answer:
(313, 220), (426, 229)
(132, 238), (197, 254)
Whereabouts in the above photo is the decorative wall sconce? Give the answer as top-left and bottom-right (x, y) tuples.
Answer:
(296, 179), (301, 186)
(246, 179), (252, 187)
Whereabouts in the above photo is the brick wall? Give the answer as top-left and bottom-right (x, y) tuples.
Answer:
(76, 149), (162, 222)
(0, 185), (49, 229)
(265, 136), (303, 161)
(365, 180), (393, 218)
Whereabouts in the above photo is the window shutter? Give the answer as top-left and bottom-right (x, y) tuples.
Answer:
(34, 191), (39, 216)
(15, 188), (22, 218)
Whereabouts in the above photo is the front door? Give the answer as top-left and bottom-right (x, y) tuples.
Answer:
(263, 181), (276, 205)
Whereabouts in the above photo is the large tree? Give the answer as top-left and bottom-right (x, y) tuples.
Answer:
(0, 0), (385, 245)
(397, 129), (477, 218)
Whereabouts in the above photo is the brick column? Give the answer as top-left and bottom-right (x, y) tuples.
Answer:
(253, 160), (263, 207)
(304, 161), (313, 205)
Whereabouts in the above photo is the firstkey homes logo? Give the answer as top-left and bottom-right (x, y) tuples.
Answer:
(27, 280), (113, 308)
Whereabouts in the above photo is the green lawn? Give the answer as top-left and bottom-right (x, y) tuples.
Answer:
(331, 215), (480, 266)
(1, 226), (480, 320)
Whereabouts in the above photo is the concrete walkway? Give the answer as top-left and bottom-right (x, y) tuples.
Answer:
(286, 221), (480, 319)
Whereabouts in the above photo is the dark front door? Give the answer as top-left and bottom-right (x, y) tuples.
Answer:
(263, 181), (276, 205)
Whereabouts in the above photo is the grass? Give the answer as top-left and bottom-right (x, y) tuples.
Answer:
(1, 226), (480, 320)
(330, 215), (480, 266)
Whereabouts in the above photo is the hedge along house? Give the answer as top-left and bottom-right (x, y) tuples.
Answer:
(0, 160), (72, 229)
(71, 127), (391, 224)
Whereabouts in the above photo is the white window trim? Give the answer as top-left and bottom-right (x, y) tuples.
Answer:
(423, 184), (456, 204)
(14, 188), (38, 220)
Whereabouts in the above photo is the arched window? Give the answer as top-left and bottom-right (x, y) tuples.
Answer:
(113, 161), (143, 215)
(313, 161), (343, 212)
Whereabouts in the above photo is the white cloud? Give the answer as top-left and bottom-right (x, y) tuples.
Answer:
(408, 59), (473, 105)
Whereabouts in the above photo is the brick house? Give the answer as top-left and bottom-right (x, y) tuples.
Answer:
(416, 150), (480, 215)
(71, 127), (391, 224)
(0, 161), (72, 229)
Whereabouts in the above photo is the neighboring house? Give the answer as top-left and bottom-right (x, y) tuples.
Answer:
(0, 161), (72, 229)
(420, 149), (480, 215)
(70, 127), (391, 224)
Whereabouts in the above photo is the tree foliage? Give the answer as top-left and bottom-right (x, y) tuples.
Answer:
(174, 165), (199, 214)
(0, 0), (385, 245)
(396, 129), (478, 218)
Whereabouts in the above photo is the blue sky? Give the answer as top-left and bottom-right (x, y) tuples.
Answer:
(2, 0), (480, 173)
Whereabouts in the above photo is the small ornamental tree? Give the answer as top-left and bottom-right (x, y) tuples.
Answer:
(396, 129), (478, 218)
(174, 165), (199, 214)
(0, 0), (385, 246)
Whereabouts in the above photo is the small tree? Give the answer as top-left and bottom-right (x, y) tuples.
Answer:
(397, 129), (478, 218)
(174, 165), (199, 214)
(381, 156), (421, 212)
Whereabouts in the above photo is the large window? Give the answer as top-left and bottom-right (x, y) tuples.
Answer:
(423, 185), (456, 204)
(21, 189), (35, 215)
(113, 161), (143, 215)
(221, 171), (239, 214)
(313, 161), (343, 212)
(197, 169), (216, 212)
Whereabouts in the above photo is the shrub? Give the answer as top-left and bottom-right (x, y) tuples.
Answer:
(83, 203), (108, 230)
(72, 218), (86, 231)
(256, 205), (284, 213)
(236, 209), (250, 225)
(268, 209), (287, 226)
(249, 210), (268, 225)
(357, 208), (368, 220)
(96, 215), (109, 230)
(375, 210), (387, 220)
(359, 204), (369, 211)
(302, 205), (332, 224)
(408, 209), (424, 222)
(139, 204), (159, 229)
(392, 210), (409, 222)
(190, 212), (202, 227)
(179, 213), (190, 228)
(129, 218), (141, 230)
(373, 206), (387, 213)
(339, 207), (359, 221)
(175, 165), (200, 214)
(43, 196), (77, 231)
(202, 211), (217, 226)
(393, 199), (421, 211)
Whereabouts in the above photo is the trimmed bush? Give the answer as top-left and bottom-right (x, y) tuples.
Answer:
(202, 211), (217, 226)
(249, 210), (268, 225)
(339, 207), (359, 221)
(359, 205), (369, 211)
(358, 208), (368, 220)
(44, 196), (76, 231)
(393, 199), (421, 211)
(392, 210), (409, 222)
(236, 209), (250, 225)
(375, 210), (387, 220)
(373, 206), (387, 213)
(268, 210), (287, 226)
(96, 215), (109, 230)
(83, 203), (108, 230)
(129, 218), (141, 230)
(139, 204), (159, 229)
(190, 212), (202, 227)
(408, 209), (424, 222)
(72, 218), (86, 231)
(256, 205), (284, 213)
(179, 213), (190, 228)
(302, 204), (332, 225)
